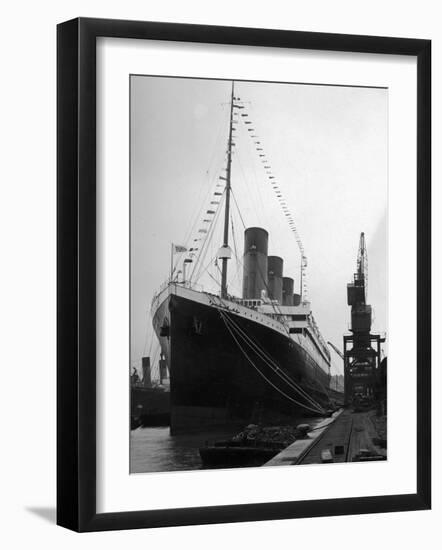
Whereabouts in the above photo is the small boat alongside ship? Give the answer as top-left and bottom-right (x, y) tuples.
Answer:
(199, 423), (305, 468)
(130, 359), (170, 429)
(150, 81), (334, 434)
(200, 440), (284, 468)
(130, 384), (170, 429)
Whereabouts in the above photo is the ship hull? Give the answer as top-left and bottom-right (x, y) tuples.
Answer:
(152, 287), (330, 433)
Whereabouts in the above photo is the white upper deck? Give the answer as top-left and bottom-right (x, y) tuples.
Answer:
(151, 282), (330, 372)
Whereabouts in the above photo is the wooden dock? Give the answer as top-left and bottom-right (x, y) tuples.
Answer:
(265, 409), (386, 467)
(264, 409), (343, 466)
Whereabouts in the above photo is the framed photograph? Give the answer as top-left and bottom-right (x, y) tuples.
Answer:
(57, 18), (431, 532)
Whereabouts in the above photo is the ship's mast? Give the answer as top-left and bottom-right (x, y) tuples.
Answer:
(220, 81), (235, 298)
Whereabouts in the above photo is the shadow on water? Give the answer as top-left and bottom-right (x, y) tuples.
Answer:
(130, 415), (326, 474)
(130, 426), (240, 474)
(26, 506), (56, 524)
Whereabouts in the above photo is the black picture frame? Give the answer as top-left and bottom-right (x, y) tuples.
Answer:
(57, 17), (431, 532)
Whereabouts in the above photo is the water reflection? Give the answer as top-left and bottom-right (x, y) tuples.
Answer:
(130, 415), (325, 474)
(130, 426), (238, 473)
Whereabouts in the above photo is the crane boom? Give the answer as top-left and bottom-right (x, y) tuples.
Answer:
(347, 232), (368, 307)
(356, 232), (368, 302)
(327, 341), (344, 361)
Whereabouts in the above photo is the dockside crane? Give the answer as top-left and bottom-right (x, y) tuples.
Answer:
(344, 232), (384, 406)
(347, 232), (372, 344)
(356, 232), (368, 302)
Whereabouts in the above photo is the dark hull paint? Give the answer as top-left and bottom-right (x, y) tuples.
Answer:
(153, 293), (330, 433)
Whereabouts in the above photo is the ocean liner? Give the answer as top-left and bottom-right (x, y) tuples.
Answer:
(150, 82), (331, 433)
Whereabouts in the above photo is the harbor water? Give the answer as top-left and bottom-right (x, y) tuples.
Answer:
(130, 416), (326, 474)
(130, 426), (240, 473)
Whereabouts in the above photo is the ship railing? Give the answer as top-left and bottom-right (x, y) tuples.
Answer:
(231, 298), (263, 310)
(308, 313), (330, 358)
(151, 280), (171, 311)
(183, 281), (204, 292)
(151, 280), (209, 311)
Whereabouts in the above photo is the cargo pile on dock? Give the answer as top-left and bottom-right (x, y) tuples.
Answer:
(231, 424), (301, 447)
(199, 423), (310, 468)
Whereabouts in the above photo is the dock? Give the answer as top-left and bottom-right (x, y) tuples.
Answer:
(264, 409), (343, 466)
(265, 408), (386, 466)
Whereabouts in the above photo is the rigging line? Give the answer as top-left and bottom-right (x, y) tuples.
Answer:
(218, 307), (325, 414)
(183, 102), (231, 246)
(142, 311), (152, 357)
(228, 260), (243, 292)
(215, 261), (223, 279)
(193, 187), (225, 268)
(231, 217), (239, 263)
(228, 215), (246, 292)
(182, 155), (227, 250)
(213, 297), (325, 411)
(182, 110), (230, 250)
(239, 110), (272, 218)
(142, 321), (154, 360)
(194, 252), (219, 287)
(191, 201), (224, 285)
(219, 309), (325, 413)
(231, 189), (247, 230)
(241, 105), (308, 299)
(253, 256), (289, 329)
(192, 200), (223, 284)
(218, 309), (325, 414)
(151, 344), (161, 381)
(205, 102), (231, 181)
(171, 247), (189, 278)
(235, 131), (266, 226)
(228, 216), (241, 290)
(227, 245), (245, 292)
(232, 120), (264, 224)
(147, 329), (154, 358)
(181, 157), (222, 247)
(205, 264), (222, 287)
(147, 341), (160, 382)
(219, 320), (324, 414)
(212, 297), (325, 412)
(189, 191), (225, 282)
(182, 173), (215, 247)
(238, 122), (304, 315)
(247, 135), (288, 241)
(194, 251), (222, 288)
(227, 214), (244, 291)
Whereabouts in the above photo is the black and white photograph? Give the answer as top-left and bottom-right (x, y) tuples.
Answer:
(130, 76), (388, 473)
(0, 1), (434, 542)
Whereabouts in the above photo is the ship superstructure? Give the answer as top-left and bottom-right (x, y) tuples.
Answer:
(150, 82), (332, 433)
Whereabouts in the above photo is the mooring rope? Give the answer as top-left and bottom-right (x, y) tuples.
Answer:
(211, 293), (326, 413)
(219, 309), (325, 413)
(214, 304), (326, 415)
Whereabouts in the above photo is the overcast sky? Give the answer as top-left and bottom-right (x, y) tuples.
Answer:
(130, 76), (387, 378)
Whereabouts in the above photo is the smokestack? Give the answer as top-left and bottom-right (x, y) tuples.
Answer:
(242, 227), (268, 299)
(267, 256), (283, 303)
(142, 356), (151, 388)
(159, 354), (168, 384)
(282, 277), (294, 305)
(293, 293), (301, 306)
